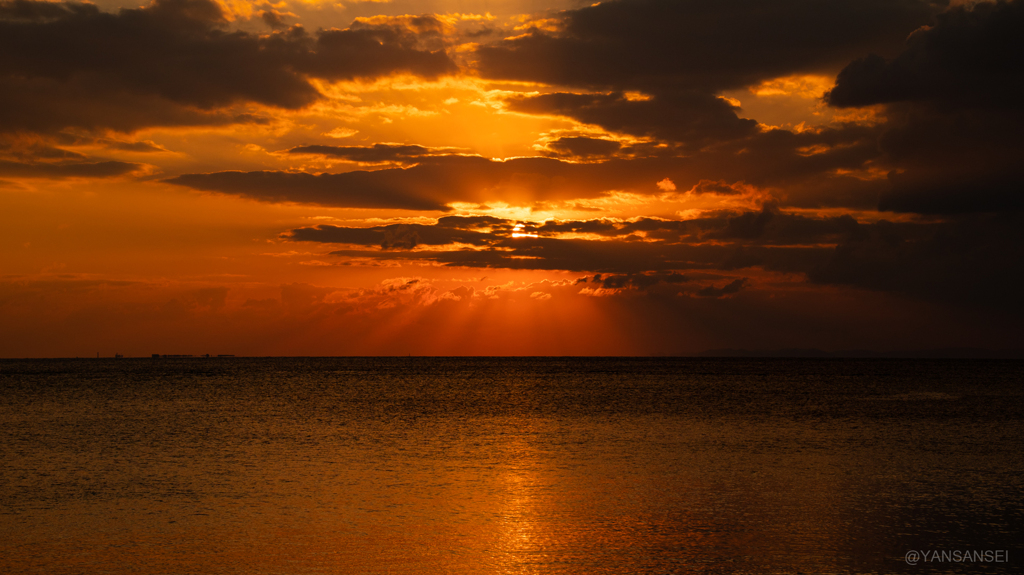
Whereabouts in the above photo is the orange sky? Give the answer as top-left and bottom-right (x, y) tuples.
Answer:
(1, 0), (1022, 356)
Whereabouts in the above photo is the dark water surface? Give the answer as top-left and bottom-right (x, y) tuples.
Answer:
(1, 358), (1021, 574)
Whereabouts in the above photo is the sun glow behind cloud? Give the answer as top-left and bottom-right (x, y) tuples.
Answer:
(1, 0), (1021, 356)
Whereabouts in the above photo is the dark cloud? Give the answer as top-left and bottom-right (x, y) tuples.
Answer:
(717, 206), (778, 240)
(532, 218), (620, 236)
(164, 169), (450, 211)
(0, 140), (86, 160)
(688, 133), (887, 210)
(476, 0), (937, 150)
(477, 0), (935, 92)
(286, 210), (853, 274)
(825, 1), (1024, 215)
(289, 208), (871, 252)
(105, 140), (167, 153)
(529, 205), (867, 247)
(289, 215), (739, 273)
(300, 17), (454, 81)
(880, 164), (1024, 214)
(286, 221), (494, 249)
(543, 136), (621, 159)
(826, 1), (1024, 109)
(877, 104), (1024, 214)
(589, 272), (690, 291)
(169, 125), (888, 211)
(0, 75), (257, 134)
(435, 215), (509, 229)
(283, 209), (1024, 314)
(0, 159), (141, 178)
(696, 278), (747, 298)
(284, 205), (874, 258)
(507, 91), (757, 146)
(809, 213), (1024, 313)
(0, 134), (166, 179)
(288, 143), (458, 164)
(165, 155), (655, 210)
(1, 0), (314, 110)
(322, 236), (742, 274)
(0, 0), (455, 134)
(869, 101), (1024, 214)
(702, 203), (865, 245)
(260, 8), (287, 30)
(687, 180), (744, 195)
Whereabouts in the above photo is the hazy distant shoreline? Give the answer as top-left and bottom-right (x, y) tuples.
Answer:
(4, 349), (1024, 360)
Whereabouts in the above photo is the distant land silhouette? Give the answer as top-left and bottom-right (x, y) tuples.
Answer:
(696, 348), (1024, 359)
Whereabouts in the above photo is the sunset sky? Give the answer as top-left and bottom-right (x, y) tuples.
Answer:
(2, 0), (1022, 356)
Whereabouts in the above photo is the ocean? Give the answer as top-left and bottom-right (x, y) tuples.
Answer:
(1, 357), (1021, 574)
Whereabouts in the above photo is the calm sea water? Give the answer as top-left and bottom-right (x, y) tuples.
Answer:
(1, 358), (1021, 574)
